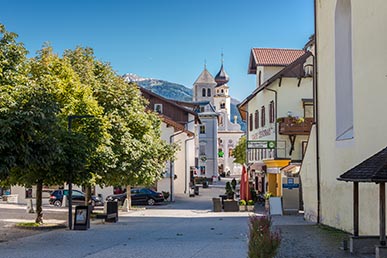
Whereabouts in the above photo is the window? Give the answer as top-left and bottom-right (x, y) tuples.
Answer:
(207, 88), (211, 97)
(261, 106), (266, 127)
(335, 0), (353, 140)
(229, 148), (233, 157)
(200, 106), (205, 112)
(269, 101), (275, 123)
(220, 103), (225, 109)
(154, 104), (162, 114)
(200, 125), (206, 134)
(200, 166), (206, 175)
(218, 116), (223, 126)
(249, 113), (253, 131)
(199, 144), (206, 155)
(202, 88), (206, 97)
(254, 110), (259, 129)
(221, 89), (224, 93)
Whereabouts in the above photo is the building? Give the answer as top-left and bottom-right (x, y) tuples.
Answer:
(140, 87), (198, 200)
(238, 46), (314, 211)
(192, 61), (244, 180)
(301, 0), (387, 250)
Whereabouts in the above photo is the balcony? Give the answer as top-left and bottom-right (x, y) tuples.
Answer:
(278, 117), (313, 135)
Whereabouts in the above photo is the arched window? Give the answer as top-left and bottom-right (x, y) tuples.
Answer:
(207, 88), (211, 97)
(202, 88), (206, 97)
(335, 0), (353, 140)
(220, 102), (225, 109)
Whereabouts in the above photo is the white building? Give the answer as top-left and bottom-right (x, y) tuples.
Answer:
(193, 62), (244, 180)
(302, 0), (387, 244)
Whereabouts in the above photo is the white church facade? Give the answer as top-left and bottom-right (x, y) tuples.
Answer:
(192, 61), (244, 180)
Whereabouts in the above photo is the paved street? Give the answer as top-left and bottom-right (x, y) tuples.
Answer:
(0, 183), (252, 258)
(0, 182), (374, 258)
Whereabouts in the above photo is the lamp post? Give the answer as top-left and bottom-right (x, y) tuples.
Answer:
(67, 115), (94, 230)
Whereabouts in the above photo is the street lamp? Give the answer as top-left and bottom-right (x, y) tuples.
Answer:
(67, 115), (94, 230)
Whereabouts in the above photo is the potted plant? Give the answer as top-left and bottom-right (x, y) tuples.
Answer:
(225, 182), (234, 199)
(247, 200), (255, 212)
(239, 200), (247, 211)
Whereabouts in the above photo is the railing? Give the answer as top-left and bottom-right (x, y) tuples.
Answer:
(278, 117), (313, 135)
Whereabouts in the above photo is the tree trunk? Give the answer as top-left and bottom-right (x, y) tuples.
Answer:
(35, 180), (43, 224)
(123, 185), (131, 212)
(85, 185), (92, 206)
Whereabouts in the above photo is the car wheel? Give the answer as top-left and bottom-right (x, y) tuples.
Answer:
(147, 198), (155, 206)
(53, 200), (62, 207)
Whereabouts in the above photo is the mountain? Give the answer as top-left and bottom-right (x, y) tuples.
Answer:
(122, 73), (246, 131)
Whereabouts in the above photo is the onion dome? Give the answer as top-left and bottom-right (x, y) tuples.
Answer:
(215, 64), (229, 86)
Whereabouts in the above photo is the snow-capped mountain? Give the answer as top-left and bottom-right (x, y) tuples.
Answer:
(122, 73), (245, 130)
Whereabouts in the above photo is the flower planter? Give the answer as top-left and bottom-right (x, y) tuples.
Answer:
(239, 205), (246, 212)
(246, 205), (254, 212)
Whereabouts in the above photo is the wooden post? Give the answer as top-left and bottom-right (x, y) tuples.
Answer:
(353, 182), (359, 237)
(380, 182), (386, 246)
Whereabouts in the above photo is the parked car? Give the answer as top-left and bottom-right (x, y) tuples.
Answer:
(106, 188), (164, 206)
(49, 189), (104, 207)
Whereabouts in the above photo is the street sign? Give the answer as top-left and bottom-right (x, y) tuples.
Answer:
(247, 140), (276, 149)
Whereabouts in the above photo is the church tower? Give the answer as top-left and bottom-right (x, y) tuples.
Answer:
(193, 64), (217, 103)
(213, 55), (231, 120)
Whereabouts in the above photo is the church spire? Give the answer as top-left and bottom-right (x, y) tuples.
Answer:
(215, 52), (229, 86)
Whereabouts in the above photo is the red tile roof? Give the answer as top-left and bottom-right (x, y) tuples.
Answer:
(252, 48), (306, 66)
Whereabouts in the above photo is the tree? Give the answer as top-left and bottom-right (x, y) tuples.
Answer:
(233, 135), (246, 165)
(64, 47), (178, 210)
(0, 24), (29, 181)
(0, 38), (105, 223)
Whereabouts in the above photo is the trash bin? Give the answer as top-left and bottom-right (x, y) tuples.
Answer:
(194, 186), (199, 195)
(212, 198), (222, 212)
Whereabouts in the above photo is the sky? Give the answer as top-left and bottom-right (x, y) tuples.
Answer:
(1, 0), (314, 101)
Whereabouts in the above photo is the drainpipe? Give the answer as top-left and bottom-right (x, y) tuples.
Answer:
(184, 136), (195, 193)
(314, 0), (321, 224)
(170, 130), (184, 202)
(265, 88), (278, 159)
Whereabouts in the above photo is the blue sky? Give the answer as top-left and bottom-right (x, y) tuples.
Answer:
(2, 0), (314, 101)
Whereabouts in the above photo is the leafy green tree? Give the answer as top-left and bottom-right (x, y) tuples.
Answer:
(0, 24), (29, 181)
(64, 47), (178, 210)
(233, 135), (246, 165)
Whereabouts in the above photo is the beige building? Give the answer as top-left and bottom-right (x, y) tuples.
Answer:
(302, 0), (387, 241)
(238, 47), (313, 201)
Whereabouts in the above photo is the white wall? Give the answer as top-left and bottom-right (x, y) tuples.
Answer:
(310, 0), (387, 234)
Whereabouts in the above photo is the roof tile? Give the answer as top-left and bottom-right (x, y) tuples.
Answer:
(252, 48), (306, 66)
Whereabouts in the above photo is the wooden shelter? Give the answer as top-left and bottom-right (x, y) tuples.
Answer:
(338, 147), (387, 255)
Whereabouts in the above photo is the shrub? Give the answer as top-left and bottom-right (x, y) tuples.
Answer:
(248, 215), (281, 258)
(248, 200), (254, 205)
(239, 200), (247, 206)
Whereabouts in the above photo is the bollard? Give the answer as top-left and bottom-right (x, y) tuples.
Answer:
(61, 195), (68, 207)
